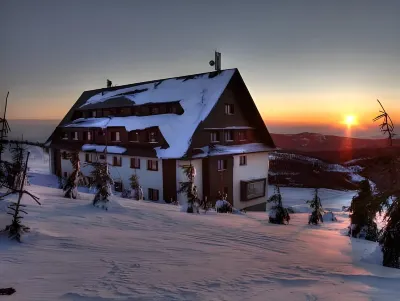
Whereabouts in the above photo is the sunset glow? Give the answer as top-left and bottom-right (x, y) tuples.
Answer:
(344, 115), (357, 127)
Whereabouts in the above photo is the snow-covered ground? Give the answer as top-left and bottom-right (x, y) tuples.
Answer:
(1, 145), (400, 300)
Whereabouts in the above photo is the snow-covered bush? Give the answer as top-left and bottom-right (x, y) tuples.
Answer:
(267, 185), (290, 224)
(215, 193), (232, 213)
(129, 174), (143, 200)
(63, 152), (81, 199)
(323, 211), (338, 222)
(90, 162), (113, 210)
(379, 198), (400, 268)
(306, 188), (324, 225)
(348, 180), (380, 241)
(177, 164), (199, 213)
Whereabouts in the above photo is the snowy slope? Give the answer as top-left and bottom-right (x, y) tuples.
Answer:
(1, 146), (400, 300)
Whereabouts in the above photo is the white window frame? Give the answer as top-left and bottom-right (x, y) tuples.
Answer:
(92, 111), (97, 118)
(112, 131), (121, 142)
(224, 103), (234, 115)
(87, 131), (92, 141)
(224, 130), (233, 142)
(62, 132), (68, 140)
(72, 132), (78, 140)
(217, 159), (227, 171)
(210, 131), (219, 143)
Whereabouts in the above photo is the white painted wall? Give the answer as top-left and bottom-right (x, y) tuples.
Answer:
(232, 152), (269, 210)
(176, 159), (203, 205)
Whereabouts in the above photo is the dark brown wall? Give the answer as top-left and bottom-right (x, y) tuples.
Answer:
(202, 155), (233, 205)
(54, 149), (61, 177)
(162, 159), (177, 203)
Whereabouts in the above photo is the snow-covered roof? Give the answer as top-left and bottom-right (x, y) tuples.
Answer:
(82, 144), (127, 154)
(192, 143), (273, 158)
(62, 69), (236, 158)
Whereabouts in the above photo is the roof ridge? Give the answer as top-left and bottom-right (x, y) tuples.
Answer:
(84, 68), (238, 94)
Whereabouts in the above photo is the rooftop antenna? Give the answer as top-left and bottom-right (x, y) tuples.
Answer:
(107, 79), (112, 88)
(209, 50), (221, 71)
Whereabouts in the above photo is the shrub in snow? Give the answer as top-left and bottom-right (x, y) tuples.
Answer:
(63, 152), (82, 199)
(379, 197), (400, 269)
(215, 192), (232, 213)
(199, 196), (212, 213)
(177, 164), (199, 213)
(90, 162), (114, 210)
(129, 174), (143, 200)
(2, 152), (41, 242)
(348, 180), (380, 241)
(267, 186), (290, 224)
(7, 142), (27, 190)
(306, 188), (324, 225)
(323, 211), (338, 222)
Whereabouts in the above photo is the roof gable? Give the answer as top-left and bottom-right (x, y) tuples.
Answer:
(50, 69), (237, 158)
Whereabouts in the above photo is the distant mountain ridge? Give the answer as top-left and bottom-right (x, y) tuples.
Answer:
(271, 132), (399, 152)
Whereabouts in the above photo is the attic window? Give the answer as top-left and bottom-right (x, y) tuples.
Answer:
(224, 130), (233, 142)
(72, 132), (78, 140)
(225, 104), (234, 115)
(148, 131), (157, 143)
(167, 105), (177, 114)
(61, 132), (68, 140)
(238, 130), (247, 141)
(129, 131), (139, 142)
(210, 131), (220, 143)
(111, 132), (121, 142)
(150, 107), (159, 115)
(85, 131), (92, 141)
(92, 111), (97, 118)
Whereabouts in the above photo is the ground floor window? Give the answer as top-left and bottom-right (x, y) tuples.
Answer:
(113, 156), (122, 167)
(239, 155), (247, 166)
(148, 188), (159, 201)
(147, 159), (158, 171)
(240, 178), (266, 201)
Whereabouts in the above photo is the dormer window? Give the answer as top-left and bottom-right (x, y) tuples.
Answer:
(225, 104), (234, 115)
(150, 107), (159, 115)
(111, 131), (120, 142)
(129, 131), (139, 142)
(238, 130), (247, 141)
(72, 132), (78, 140)
(148, 131), (157, 143)
(91, 111), (97, 118)
(85, 131), (92, 141)
(224, 130), (233, 142)
(61, 132), (68, 140)
(167, 105), (177, 114)
(210, 131), (220, 143)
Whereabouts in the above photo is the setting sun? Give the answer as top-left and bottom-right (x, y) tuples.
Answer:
(344, 115), (357, 127)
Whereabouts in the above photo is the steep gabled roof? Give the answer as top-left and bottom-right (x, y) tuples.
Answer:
(48, 69), (237, 158)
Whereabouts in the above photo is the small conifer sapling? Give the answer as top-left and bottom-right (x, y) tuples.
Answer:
(267, 185), (290, 224)
(307, 188), (324, 225)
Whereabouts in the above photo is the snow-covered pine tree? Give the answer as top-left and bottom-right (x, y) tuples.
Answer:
(267, 185), (290, 224)
(129, 174), (141, 200)
(373, 99), (400, 267)
(348, 179), (379, 241)
(63, 152), (81, 199)
(90, 161), (113, 210)
(177, 163), (198, 213)
(307, 188), (324, 225)
(9, 141), (27, 190)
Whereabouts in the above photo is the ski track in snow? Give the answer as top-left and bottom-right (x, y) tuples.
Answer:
(0, 145), (399, 300)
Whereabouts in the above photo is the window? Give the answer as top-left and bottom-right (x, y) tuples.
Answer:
(84, 131), (92, 141)
(114, 181), (123, 192)
(148, 188), (159, 201)
(129, 131), (139, 142)
(111, 131), (120, 142)
(225, 103), (234, 115)
(167, 105), (177, 114)
(131, 157), (140, 169)
(148, 131), (157, 143)
(61, 151), (69, 160)
(210, 131), (220, 143)
(72, 132), (78, 140)
(150, 107), (159, 115)
(239, 155), (247, 166)
(224, 130), (233, 142)
(99, 154), (106, 160)
(147, 159), (158, 171)
(113, 156), (122, 166)
(92, 111), (97, 118)
(238, 130), (247, 141)
(217, 159), (227, 171)
(241, 179), (266, 201)
(61, 132), (68, 140)
(85, 153), (92, 163)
